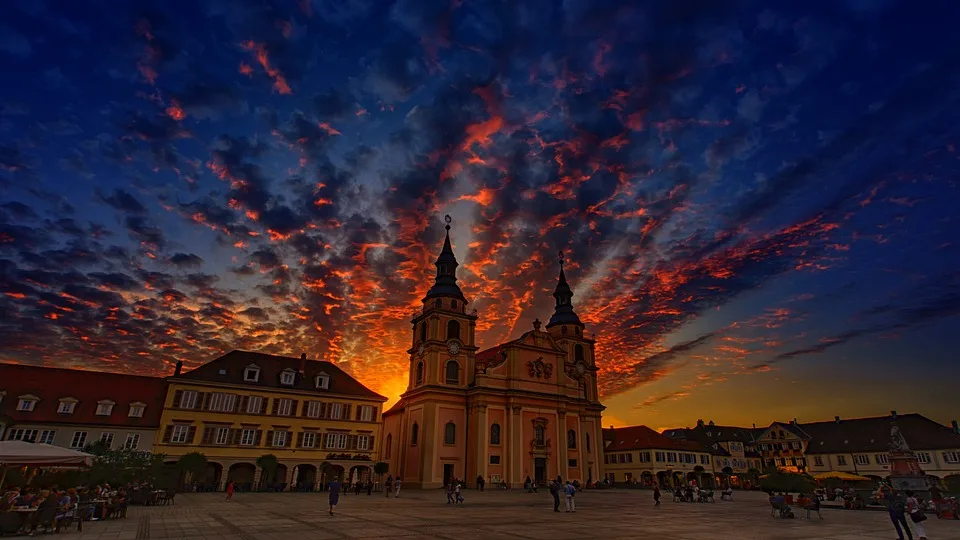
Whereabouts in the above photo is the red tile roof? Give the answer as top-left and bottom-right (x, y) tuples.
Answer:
(0, 363), (167, 428)
(175, 350), (387, 401)
(603, 425), (707, 452)
(801, 413), (960, 454)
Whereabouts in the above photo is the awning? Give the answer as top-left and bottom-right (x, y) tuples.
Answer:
(0, 441), (93, 467)
(813, 471), (872, 482)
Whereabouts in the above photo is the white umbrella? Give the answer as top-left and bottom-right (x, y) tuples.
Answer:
(0, 441), (93, 486)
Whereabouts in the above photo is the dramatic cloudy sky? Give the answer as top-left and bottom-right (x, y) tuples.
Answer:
(2, 0), (959, 430)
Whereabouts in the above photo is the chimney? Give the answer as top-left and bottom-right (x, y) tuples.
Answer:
(752, 423), (756, 430)
(835, 416), (841, 424)
(299, 353), (307, 373)
(174, 361), (183, 376)
(708, 420), (715, 427)
(952, 420), (959, 434)
(792, 417), (798, 425)
(891, 410), (897, 419)
(697, 419), (704, 428)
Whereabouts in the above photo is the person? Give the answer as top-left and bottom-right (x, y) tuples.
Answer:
(225, 481), (234, 502)
(524, 476), (532, 493)
(563, 481), (576, 513)
(883, 487), (913, 540)
(455, 482), (464, 504)
(394, 477), (402, 498)
(446, 483), (455, 504)
(477, 475), (485, 492)
(905, 490), (928, 540)
(328, 477), (341, 516)
(365, 480), (373, 496)
(654, 485), (661, 506)
(549, 479), (561, 512)
(385, 475), (393, 498)
(354, 481), (362, 496)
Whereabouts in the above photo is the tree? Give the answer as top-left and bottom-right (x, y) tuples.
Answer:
(177, 452), (208, 486)
(256, 454), (279, 489)
(759, 470), (815, 494)
(945, 474), (960, 494)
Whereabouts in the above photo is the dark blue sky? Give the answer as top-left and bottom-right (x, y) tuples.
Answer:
(1, 0), (959, 428)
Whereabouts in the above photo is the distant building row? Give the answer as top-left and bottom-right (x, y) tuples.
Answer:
(602, 413), (960, 488)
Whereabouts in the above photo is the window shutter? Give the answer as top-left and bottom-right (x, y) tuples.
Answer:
(231, 429), (242, 445)
(196, 392), (207, 410)
(254, 430), (263, 446)
(271, 399), (279, 415)
(344, 404), (352, 420)
(300, 401), (307, 417)
(319, 402), (327, 419)
(229, 394), (239, 412)
(186, 426), (197, 444)
(348, 435), (357, 450)
(284, 432), (292, 447)
(162, 425), (173, 443)
(201, 427), (214, 445)
(297, 432), (304, 448)
(289, 400), (298, 417)
(239, 396), (248, 414)
(266, 430), (274, 446)
(367, 436), (375, 451)
(355, 407), (362, 421)
(173, 390), (183, 408)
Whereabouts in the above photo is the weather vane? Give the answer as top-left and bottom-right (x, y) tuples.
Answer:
(444, 214), (452, 231)
(559, 250), (565, 268)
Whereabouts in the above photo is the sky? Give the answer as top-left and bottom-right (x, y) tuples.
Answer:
(2, 0), (959, 431)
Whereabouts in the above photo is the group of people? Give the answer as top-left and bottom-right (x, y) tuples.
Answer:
(0, 483), (129, 535)
(879, 486), (928, 540)
(547, 477), (578, 512)
(445, 479), (464, 504)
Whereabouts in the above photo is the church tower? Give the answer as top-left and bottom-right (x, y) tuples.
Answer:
(407, 215), (478, 391)
(546, 252), (599, 402)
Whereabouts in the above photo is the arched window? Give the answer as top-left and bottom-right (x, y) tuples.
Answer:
(419, 323), (426, 342)
(451, 300), (457, 310)
(444, 422), (456, 444)
(534, 425), (545, 445)
(411, 423), (419, 446)
(586, 433), (591, 452)
(415, 362), (424, 385)
(445, 360), (459, 385)
(447, 319), (460, 340)
(490, 423), (501, 445)
(574, 344), (585, 363)
(385, 434), (393, 458)
(567, 429), (577, 449)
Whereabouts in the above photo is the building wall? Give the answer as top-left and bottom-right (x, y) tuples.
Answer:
(602, 448), (714, 486)
(153, 380), (383, 489)
(4, 423), (157, 452)
(756, 424), (808, 472)
(806, 448), (960, 479)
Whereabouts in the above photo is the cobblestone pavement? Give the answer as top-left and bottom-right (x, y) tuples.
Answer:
(55, 489), (956, 539)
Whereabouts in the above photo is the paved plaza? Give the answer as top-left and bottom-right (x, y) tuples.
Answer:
(57, 489), (955, 540)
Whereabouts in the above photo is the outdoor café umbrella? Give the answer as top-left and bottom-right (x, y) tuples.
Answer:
(0, 440), (93, 486)
(813, 471), (872, 482)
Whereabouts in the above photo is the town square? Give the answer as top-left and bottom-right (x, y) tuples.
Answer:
(2, 0), (960, 539)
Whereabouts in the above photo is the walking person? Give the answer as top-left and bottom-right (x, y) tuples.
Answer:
(365, 480), (373, 496)
(446, 483), (455, 504)
(455, 482), (464, 504)
(549, 478), (561, 512)
(394, 478), (402, 498)
(884, 487), (913, 540)
(477, 475), (485, 492)
(385, 475), (393, 498)
(563, 481), (577, 513)
(225, 481), (234, 502)
(905, 490), (928, 540)
(328, 477), (341, 516)
(654, 485), (661, 506)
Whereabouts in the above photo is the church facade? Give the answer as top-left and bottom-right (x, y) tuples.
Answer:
(380, 218), (605, 489)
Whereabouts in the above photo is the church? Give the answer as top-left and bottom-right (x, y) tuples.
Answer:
(380, 217), (606, 489)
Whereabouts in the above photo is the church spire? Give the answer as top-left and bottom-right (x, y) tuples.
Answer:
(424, 215), (466, 302)
(547, 250), (582, 328)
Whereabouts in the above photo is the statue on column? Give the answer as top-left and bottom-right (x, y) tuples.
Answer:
(890, 424), (910, 452)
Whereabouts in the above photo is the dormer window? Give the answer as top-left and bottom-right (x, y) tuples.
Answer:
(315, 372), (330, 390)
(58, 398), (78, 414)
(95, 400), (115, 416)
(16, 395), (39, 412)
(243, 365), (261, 382)
(128, 402), (146, 418)
(280, 369), (296, 386)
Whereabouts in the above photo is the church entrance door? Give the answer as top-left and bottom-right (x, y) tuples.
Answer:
(443, 463), (454, 487)
(534, 458), (546, 485)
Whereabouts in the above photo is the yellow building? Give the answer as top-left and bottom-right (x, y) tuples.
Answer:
(755, 420), (810, 473)
(801, 413), (960, 483)
(602, 425), (715, 488)
(154, 350), (386, 491)
(663, 420), (765, 487)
